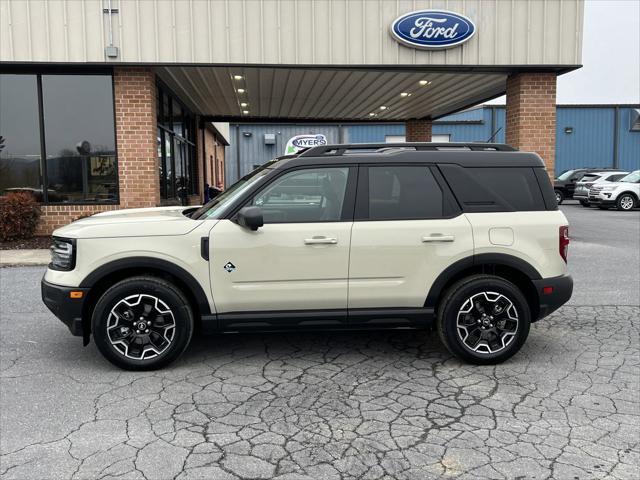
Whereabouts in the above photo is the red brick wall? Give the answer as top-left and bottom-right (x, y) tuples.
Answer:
(505, 73), (557, 175)
(113, 67), (159, 208)
(36, 67), (158, 235)
(405, 118), (433, 142)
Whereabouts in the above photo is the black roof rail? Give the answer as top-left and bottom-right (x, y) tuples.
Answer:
(298, 142), (517, 157)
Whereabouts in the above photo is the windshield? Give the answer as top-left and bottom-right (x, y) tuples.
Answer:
(191, 161), (277, 220)
(619, 170), (640, 184)
(557, 170), (576, 181)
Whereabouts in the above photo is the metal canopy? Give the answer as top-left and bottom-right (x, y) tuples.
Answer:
(156, 66), (509, 122)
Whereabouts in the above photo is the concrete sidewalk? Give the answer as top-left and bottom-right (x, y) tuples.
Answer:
(0, 249), (49, 267)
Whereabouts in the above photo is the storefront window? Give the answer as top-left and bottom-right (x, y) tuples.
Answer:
(42, 75), (117, 203)
(157, 85), (198, 204)
(0, 72), (117, 204)
(0, 75), (43, 200)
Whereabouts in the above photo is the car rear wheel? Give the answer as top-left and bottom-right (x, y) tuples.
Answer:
(92, 276), (194, 370)
(554, 190), (564, 205)
(616, 193), (636, 211)
(580, 200), (590, 207)
(437, 275), (531, 364)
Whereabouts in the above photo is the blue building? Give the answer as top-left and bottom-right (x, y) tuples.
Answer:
(228, 105), (640, 184)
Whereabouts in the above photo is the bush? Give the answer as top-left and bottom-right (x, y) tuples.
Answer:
(0, 192), (42, 241)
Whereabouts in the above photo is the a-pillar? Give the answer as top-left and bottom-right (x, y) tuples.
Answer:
(405, 118), (432, 142)
(505, 72), (557, 176)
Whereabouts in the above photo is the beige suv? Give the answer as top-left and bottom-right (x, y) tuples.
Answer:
(42, 143), (573, 370)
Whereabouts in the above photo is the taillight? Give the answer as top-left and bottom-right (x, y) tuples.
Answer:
(559, 226), (569, 263)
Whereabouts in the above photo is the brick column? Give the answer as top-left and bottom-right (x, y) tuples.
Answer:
(505, 73), (557, 175)
(113, 67), (159, 208)
(405, 118), (432, 142)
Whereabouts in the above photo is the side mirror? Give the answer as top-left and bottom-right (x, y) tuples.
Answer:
(237, 206), (264, 231)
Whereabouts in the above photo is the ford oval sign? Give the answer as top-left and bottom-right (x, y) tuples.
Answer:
(390, 10), (476, 50)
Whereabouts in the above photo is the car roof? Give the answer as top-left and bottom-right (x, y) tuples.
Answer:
(272, 143), (545, 169)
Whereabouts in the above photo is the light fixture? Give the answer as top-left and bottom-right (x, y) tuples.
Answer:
(233, 75), (244, 80)
(242, 110), (249, 114)
(237, 88), (245, 94)
(379, 106), (387, 110)
(369, 112), (376, 117)
(400, 92), (411, 97)
(419, 80), (431, 86)
(240, 102), (248, 107)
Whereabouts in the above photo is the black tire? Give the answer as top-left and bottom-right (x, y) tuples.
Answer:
(437, 275), (531, 365)
(580, 200), (590, 207)
(92, 276), (194, 370)
(616, 193), (637, 211)
(554, 189), (564, 205)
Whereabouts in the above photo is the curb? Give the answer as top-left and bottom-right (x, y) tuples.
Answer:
(0, 249), (50, 267)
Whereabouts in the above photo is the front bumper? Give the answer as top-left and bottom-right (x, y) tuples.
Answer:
(532, 274), (573, 320)
(41, 278), (89, 337)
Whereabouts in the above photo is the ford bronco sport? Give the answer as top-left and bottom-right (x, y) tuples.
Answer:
(42, 143), (573, 370)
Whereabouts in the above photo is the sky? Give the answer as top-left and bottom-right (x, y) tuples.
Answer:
(489, 0), (640, 105)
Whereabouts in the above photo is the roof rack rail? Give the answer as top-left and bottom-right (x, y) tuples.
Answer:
(299, 142), (516, 156)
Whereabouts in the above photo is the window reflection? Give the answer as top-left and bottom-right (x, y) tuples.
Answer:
(42, 75), (117, 203)
(0, 75), (43, 199)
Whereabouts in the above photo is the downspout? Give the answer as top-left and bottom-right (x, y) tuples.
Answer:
(613, 106), (619, 169)
(235, 125), (241, 183)
(201, 120), (207, 201)
(490, 106), (497, 140)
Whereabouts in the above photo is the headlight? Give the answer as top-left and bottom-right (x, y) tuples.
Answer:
(601, 186), (616, 191)
(50, 238), (76, 271)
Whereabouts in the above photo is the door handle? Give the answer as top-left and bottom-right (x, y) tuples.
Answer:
(304, 236), (338, 245)
(422, 234), (455, 243)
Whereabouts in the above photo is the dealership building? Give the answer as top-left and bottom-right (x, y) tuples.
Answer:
(1, 0), (585, 234)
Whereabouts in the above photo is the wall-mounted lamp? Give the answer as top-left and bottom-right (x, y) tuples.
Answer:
(564, 127), (574, 134)
(242, 132), (252, 137)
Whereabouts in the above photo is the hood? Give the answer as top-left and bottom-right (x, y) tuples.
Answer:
(53, 206), (204, 239)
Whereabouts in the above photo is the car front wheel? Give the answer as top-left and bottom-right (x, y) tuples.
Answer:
(437, 275), (531, 364)
(616, 193), (636, 211)
(92, 276), (194, 370)
(580, 200), (590, 207)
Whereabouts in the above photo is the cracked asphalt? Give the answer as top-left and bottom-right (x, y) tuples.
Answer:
(1, 204), (639, 479)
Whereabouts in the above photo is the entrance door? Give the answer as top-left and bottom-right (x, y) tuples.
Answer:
(348, 165), (473, 320)
(210, 166), (355, 326)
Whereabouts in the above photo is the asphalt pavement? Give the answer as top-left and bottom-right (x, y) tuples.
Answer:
(0, 204), (638, 479)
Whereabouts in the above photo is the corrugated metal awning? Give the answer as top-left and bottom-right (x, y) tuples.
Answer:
(156, 66), (507, 121)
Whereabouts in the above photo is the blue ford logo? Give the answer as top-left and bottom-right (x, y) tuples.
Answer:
(390, 10), (476, 49)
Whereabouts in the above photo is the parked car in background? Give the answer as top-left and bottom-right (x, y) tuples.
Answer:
(589, 170), (640, 211)
(554, 168), (624, 204)
(574, 171), (629, 207)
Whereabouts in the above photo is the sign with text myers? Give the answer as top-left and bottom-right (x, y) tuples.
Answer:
(390, 10), (476, 50)
(284, 134), (327, 155)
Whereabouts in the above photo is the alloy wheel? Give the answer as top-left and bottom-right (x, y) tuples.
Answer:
(619, 195), (635, 211)
(106, 294), (176, 360)
(456, 291), (519, 354)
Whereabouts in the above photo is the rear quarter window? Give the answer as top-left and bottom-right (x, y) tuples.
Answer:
(440, 165), (547, 212)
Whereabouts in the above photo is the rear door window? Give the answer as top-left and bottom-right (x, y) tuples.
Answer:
(365, 165), (444, 220)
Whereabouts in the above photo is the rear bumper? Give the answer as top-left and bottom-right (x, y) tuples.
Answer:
(41, 278), (88, 337)
(532, 274), (573, 320)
